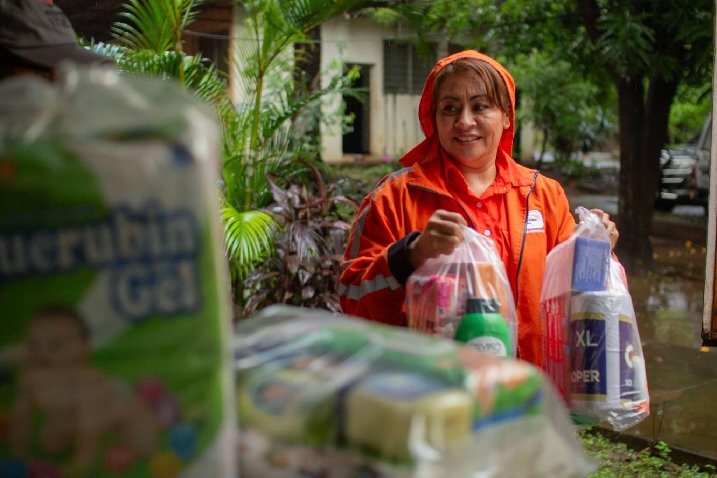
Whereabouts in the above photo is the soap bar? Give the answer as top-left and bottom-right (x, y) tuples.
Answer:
(237, 369), (335, 445)
(344, 371), (472, 462)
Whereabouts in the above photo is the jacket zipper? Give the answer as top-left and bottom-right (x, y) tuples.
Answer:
(514, 170), (540, 307)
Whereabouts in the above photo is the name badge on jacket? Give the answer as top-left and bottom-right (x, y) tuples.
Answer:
(527, 209), (545, 233)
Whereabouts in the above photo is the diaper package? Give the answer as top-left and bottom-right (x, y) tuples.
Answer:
(0, 68), (236, 477)
(234, 305), (595, 478)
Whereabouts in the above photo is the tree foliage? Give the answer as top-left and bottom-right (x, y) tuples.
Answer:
(513, 50), (615, 164)
(576, 0), (713, 270)
(669, 83), (712, 145)
(112, 0), (200, 53)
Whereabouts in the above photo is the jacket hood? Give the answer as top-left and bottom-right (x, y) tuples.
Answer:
(400, 50), (516, 167)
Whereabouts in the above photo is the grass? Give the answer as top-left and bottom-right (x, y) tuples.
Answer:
(330, 160), (400, 182)
(580, 428), (717, 477)
(328, 160), (399, 195)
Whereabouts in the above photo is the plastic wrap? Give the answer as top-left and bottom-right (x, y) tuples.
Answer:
(540, 207), (650, 431)
(406, 227), (517, 357)
(0, 67), (236, 477)
(234, 305), (595, 478)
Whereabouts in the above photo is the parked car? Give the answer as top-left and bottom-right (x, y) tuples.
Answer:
(655, 116), (711, 212)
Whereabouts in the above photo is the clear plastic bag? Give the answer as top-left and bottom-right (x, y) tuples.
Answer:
(405, 227), (517, 357)
(234, 305), (595, 478)
(540, 207), (650, 431)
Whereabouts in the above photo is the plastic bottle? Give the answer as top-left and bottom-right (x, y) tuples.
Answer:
(454, 298), (511, 357)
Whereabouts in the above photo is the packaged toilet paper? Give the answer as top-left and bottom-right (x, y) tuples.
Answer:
(0, 68), (236, 478)
(540, 207), (649, 431)
(569, 291), (647, 411)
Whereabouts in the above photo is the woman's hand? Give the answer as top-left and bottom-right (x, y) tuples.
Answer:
(408, 209), (467, 268)
(590, 208), (619, 250)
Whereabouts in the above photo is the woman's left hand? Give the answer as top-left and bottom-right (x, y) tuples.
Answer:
(590, 208), (619, 250)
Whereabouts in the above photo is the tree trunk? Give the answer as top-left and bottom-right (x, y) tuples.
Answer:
(292, 26), (322, 158)
(614, 75), (678, 272)
(577, 0), (686, 273)
(294, 26), (321, 93)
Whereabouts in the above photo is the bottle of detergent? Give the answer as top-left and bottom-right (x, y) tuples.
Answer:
(454, 298), (511, 357)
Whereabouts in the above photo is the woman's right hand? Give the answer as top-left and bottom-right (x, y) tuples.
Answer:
(408, 209), (466, 269)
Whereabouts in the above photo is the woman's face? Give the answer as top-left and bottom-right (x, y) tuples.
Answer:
(434, 70), (510, 170)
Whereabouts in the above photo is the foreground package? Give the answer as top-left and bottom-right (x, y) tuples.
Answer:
(234, 305), (595, 478)
(0, 69), (236, 477)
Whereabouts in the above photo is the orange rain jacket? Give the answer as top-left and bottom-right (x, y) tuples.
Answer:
(339, 50), (575, 366)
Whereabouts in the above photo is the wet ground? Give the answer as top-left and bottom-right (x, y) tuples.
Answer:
(568, 189), (717, 461)
(628, 238), (716, 461)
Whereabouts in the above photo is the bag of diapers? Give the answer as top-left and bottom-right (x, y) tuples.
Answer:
(540, 207), (649, 431)
(0, 67), (236, 477)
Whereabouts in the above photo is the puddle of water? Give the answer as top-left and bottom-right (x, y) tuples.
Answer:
(621, 238), (717, 460)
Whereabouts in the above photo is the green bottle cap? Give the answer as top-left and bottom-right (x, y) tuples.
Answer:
(456, 298), (511, 357)
(466, 298), (500, 314)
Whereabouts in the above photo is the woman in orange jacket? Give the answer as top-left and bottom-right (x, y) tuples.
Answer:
(339, 50), (618, 366)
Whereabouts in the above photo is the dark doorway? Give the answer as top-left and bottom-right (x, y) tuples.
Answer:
(343, 64), (371, 155)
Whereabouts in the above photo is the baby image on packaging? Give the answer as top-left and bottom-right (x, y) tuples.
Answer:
(9, 305), (161, 473)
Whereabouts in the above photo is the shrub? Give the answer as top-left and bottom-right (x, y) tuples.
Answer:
(240, 163), (357, 317)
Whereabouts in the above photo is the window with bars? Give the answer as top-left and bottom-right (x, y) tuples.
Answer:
(383, 40), (436, 95)
(198, 29), (229, 74)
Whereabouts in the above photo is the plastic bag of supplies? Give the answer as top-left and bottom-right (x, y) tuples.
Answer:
(234, 305), (595, 478)
(405, 226), (517, 357)
(540, 207), (650, 431)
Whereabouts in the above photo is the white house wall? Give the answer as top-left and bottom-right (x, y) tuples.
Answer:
(229, 8), (295, 107)
(320, 17), (424, 163)
(228, 7), (245, 104)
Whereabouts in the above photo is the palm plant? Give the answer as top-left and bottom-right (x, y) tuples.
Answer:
(96, 0), (378, 310)
(112, 0), (198, 53)
(93, 0), (233, 119)
(210, 0), (376, 305)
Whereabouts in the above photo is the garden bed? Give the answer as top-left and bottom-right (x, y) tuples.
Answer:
(580, 427), (717, 477)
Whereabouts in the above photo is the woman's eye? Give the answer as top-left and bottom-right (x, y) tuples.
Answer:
(442, 104), (457, 114)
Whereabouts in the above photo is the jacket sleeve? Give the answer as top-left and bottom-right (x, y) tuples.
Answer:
(339, 187), (416, 327)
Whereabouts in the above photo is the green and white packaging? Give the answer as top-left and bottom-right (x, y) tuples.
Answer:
(0, 68), (236, 478)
